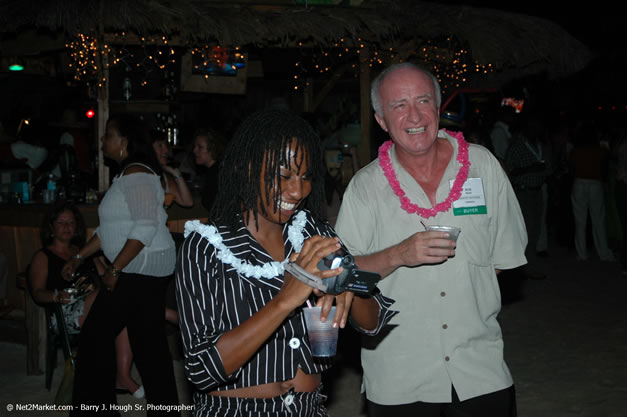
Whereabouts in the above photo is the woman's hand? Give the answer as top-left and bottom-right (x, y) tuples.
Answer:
(315, 291), (354, 329)
(277, 236), (342, 312)
(61, 258), (81, 282)
(162, 165), (181, 178)
(54, 289), (73, 304)
(101, 266), (119, 292)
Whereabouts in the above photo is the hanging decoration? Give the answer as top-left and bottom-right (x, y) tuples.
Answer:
(190, 45), (246, 78)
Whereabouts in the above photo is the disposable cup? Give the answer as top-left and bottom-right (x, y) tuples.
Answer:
(303, 306), (339, 357)
(425, 225), (461, 242)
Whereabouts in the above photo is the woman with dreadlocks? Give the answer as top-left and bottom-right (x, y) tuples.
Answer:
(176, 109), (396, 417)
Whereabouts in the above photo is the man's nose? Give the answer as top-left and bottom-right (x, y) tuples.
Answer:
(407, 104), (421, 122)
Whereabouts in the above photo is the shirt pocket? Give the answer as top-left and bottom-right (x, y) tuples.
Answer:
(456, 213), (492, 267)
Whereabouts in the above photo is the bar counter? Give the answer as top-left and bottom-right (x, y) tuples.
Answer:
(0, 199), (208, 311)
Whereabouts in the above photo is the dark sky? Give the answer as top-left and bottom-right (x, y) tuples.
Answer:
(431, 1), (627, 115)
(431, 1), (622, 53)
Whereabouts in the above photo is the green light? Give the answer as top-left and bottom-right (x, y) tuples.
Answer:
(9, 64), (24, 71)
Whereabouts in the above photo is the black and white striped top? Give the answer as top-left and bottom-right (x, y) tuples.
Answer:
(175, 209), (397, 392)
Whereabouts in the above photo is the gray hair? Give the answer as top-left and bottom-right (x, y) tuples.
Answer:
(370, 63), (441, 116)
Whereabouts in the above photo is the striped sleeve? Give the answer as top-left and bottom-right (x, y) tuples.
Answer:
(175, 231), (239, 391)
(348, 291), (398, 335)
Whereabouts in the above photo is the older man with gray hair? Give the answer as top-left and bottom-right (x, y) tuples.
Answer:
(335, 62), (527, 416)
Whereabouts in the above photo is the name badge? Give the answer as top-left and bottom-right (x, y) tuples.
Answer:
(450, 177), (487, 216)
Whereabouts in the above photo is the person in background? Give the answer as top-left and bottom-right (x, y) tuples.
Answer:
(0, 118), (48, 173)
(504, 115), (552, 280)
(29, 202), (145, 398)
(335, 63), (526, 417)
(150, 130), (189, 329)
(62, 113), (179, 415)
(489, 106), (517, 163)
(176, 109), (397, 417)
(29, 203), (94, 333)
(611, 128), (627, 275)
(192, 127), (225, 213)
(568, 120), (615, 262)
(151, 130), (193, 208)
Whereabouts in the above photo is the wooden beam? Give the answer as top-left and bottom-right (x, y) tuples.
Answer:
(303, 78), (314, 113)
(97, 67), (110, 192)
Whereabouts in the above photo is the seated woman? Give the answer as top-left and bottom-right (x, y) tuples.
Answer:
(29, 202), (144, 398)
(29, 203), (95, 334)
(176, 109), (397, 416)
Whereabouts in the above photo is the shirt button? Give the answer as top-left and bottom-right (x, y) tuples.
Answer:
(288, 338), (301, 349)
(442, 324), (448, 329)
(440, 291), (446, 297)
(445, 356), (450, 361)
(284, 394), (294, 406)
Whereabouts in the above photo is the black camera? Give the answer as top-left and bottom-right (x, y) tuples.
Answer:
(285, 245), (380, 296)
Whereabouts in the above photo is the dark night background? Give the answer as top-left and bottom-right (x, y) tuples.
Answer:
(446, 1), (626, 116)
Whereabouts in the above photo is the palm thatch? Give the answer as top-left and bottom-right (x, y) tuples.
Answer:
(0, 0), (591, 80)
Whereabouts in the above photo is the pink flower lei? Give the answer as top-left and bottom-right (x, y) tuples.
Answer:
(378, 129), (471, 219)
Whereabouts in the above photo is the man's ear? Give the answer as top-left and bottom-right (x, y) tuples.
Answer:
(374, 113), (388, 133)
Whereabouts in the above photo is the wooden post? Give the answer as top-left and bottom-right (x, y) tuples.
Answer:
(97, 49), (110, 192)
(358, 46), (371, 167)
(97, 4), (110, 192)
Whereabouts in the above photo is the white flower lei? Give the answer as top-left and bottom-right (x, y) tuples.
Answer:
(184, 210), (308, 279)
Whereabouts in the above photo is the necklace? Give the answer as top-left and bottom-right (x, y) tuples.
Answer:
(184, 210), (307, 279)
(378, 129), (471, 219)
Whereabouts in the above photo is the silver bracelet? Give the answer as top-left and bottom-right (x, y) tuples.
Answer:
(72, 253), (83, 263)
(108, 264), (120, 278)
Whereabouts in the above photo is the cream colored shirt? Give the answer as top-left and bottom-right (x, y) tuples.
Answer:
(335, 130), (527, 404)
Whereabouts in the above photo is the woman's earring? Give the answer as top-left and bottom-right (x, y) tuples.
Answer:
(120, 148), (123, 158)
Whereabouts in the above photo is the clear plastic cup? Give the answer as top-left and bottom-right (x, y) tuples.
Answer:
(303, 306), (339, 357)
(425, 225), (461, 242)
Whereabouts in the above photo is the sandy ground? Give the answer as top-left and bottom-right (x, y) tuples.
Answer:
(1, 238), (626, 417)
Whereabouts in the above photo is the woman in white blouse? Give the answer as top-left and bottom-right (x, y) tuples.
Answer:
(63, 114), (180, 415)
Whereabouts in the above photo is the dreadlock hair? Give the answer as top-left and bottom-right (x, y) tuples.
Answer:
(107, 113), (162, 175)
(211, 109), (325, 231)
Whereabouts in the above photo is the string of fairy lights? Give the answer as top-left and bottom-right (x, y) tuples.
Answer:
(291, 36), (494, 95)
(66, 32), (179, 88)
(66, 32), (494, 96)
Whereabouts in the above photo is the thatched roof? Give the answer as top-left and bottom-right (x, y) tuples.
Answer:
(0, 0), (591, 80)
